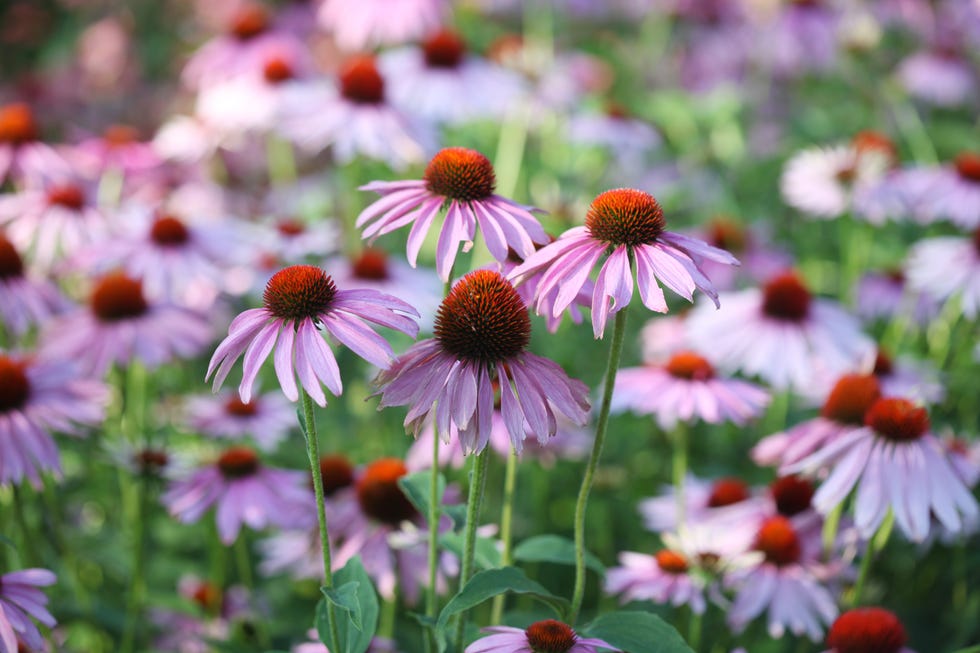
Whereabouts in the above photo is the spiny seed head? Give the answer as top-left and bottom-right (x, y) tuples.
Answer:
(585, 188), (666, 248)
(821, 374), (881, 425)
(0, 355), (31, 413)
(665, 351), (715, 381)
(134, 448), (169, 475)
(0, 234), (25, 280)
(770, 475), (815, 516)
(827, 607), (907, 653)
(423, 147), (496, 202)
(852, 131), (897, 164)
(655, 549), (689, 574)
(150, 214), (191, 247)
(190, 580), (223, 612)
(865, 398), (929, 442)
(351, 248), (389, 280)
(217, 446), (260, 479)
(319, 454), (355, 496)
(224, 396), (258, 417)
(356, 458), (417, 525)
(872, 349), (893, 376)
(706, 216), (747, 253)
(761, 272), (811, 321)
(954, 152), (980, 183)
(434, 270), (530, 364)
(263, 57), (295, 84)
(524, 620), (577, 653)
(47, 185), (85, 210)
(423, 29), (466, 68)
(91, 272), (150, 322)
(276, 219), (305, 236)
(230, 4), (269, 39)
(263, 265), (337, 321)
(0, 103), (38, 144)
(754, 515), (801, 566)
(103, 124), (140, 145)
(339, 56), (384, 104)
(707, 477), (749, 507)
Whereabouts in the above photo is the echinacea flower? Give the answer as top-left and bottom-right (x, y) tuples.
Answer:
(356, 147), (548, 281)
(0, 103), (65, 185)
(753, 374), (882, 471)
(756, 0), (840, 76)
(0, 351), (108, 486)
(855, 270), (939, 326)
(787, 398), (979, 542)
(823, 608), (916, 653)
(687, 271), (874, 391)
(163, 446), (311, 544)
(379, 29), (525, 125)
(870, 349), (944, 405)
(899, 153), (980, 229)
(509, 188), (738, 338)
(184, 390), (296, 451)
(66, 124), (161, 180)
(0, 568), (56, 653)
(42, 272), (212, 377)
(905, 229), (980, 318)
(605, 549), (710, 614)
(897, 47), (975, 108)
(277, 55), (435, 170)
(317, 0), (447, 51)
(690, 217), (794, 292)
(612, 349), (770, 429)
(0, 233), (68, 335)
(207, 265), (420, 407)
(375, 270), (590, 455)
(465, 620), (617, 653)
(639, 475), (753, 534)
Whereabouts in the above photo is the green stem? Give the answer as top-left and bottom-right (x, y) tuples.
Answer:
(453, 449), (491, 651)
(235, 535), (254, 589)
(424, 432), (441, 653)
(671, 423), (688, 530)
(490, 447), (519, 624)
(851, 538), (875, 607)
(301, 390), (341, 652)
(11, 485), (35, 567)
(120, 476), (149, 653)
(822, 502), (843, 559)
(688, 610), (702, 652)
(570, 307), (629, 624)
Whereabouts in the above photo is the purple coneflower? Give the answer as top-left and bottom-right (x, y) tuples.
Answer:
(509, 188), (737, 338)
(905, 229), (980, 318)
(465, 620), (616, 653)
(824, 608), (916, 653)
(42, 271), (212, 376)
(897, 47), (975, 108)
(788, 398), (979, 542)
(66, 124), (161, 180)
(163, 446), (311, 544)
(855, 269), (939, 326)
(690, 217), (794, 292)
(0, 234), (68, 335)
(207, 264), (420, 406)
(605, 548), (709, 614)
(375, 270), (590, 454)
(317, 0), (447, 51)
(277, 55), (435, 170)
(0, 567), (56, 653)
(870, 349), (944, 405)
(612, 350), (770, 429)
(0, 171), (109, 270)
(0, 103), (65, 185)
(687, 271), (874, 391)
(379, 29), (525, 125)
(900, 153), (980, 229)
(184, 390), (295, 451)
(725, 516), (840, 641)
(565, 102), (662, 162)
(753, 373), (882, 471)
(0, 351), (108, 486)
(357, 147), (548, 281)
(639, 475), (754, 534)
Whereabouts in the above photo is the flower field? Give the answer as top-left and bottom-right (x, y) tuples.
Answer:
(0, 1), (978, 652)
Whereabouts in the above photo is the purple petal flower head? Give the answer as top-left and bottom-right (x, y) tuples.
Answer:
(41, 271), (213, 377)
(162, 446), (311, 544)
(207, 264), (420, 407)
(0, 102), (66, 186)
(184, 390), (296, 452)
(0, 567), (56, 653)
(465, 620), (617, 653)
(612, 349), (770, 429)
(509, 188), (738, 338)
(0, 350), (109, 487)
(375, 270), (590, 455)
(605, 548), (709, 614)
(357, 147), (549, 281)
(0, 233), (69, 336)
(786, 398), (979, 543)
(905, 230), (980, 318)
(317, 0), (447, 51)
(825, 607), (916, 653)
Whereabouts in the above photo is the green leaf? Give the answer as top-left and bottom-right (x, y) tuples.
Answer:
(439, 532), (501, 571)
(321, 581), (363, 630)
(513, 535), (605, 575)
(316, 556), (379, 653)
(444, 504), (467, 530)
(398, 471), (445, 519)
(436, 567), (567, 631)
(0, 534), (15, 549)
(582, 610), (694, 653)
